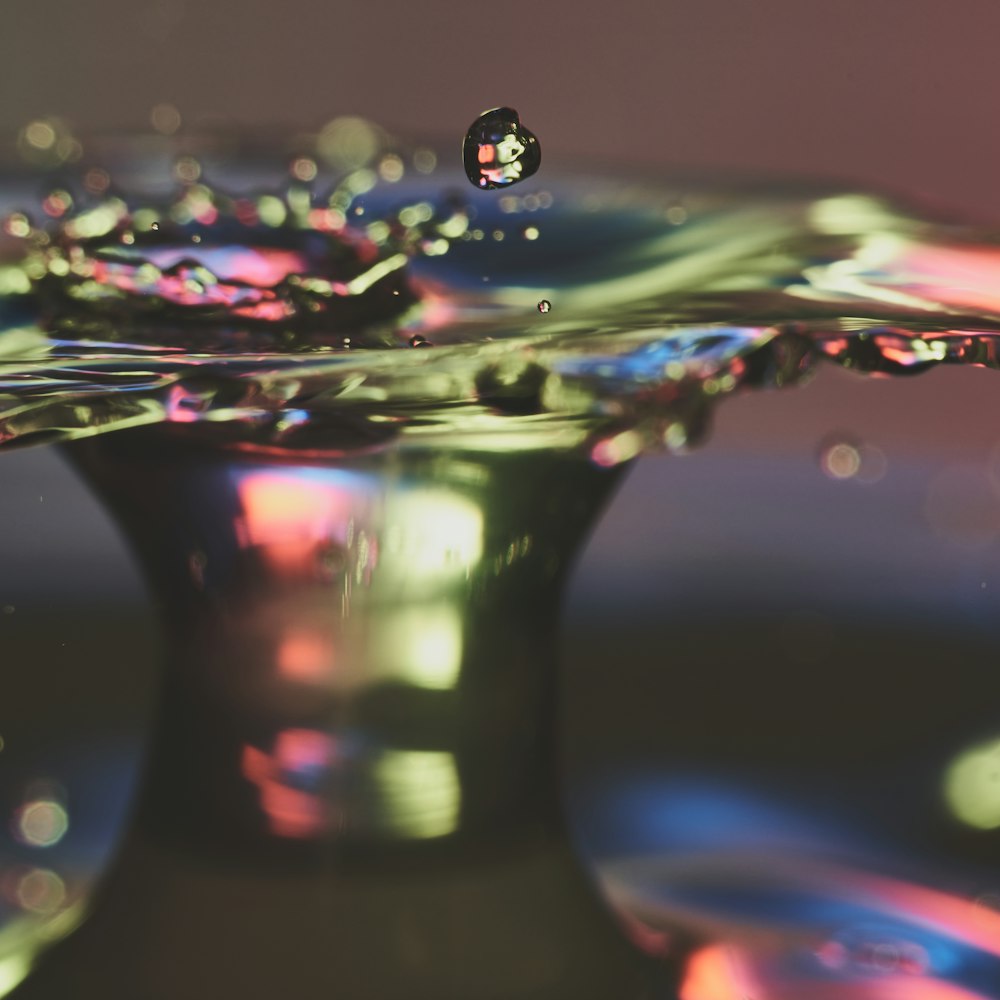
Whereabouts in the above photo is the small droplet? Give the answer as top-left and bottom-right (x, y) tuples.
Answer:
(409, 335), (432, 348)
(150, 221), (160, 231)
(463, 107), (541, 190)
(537, 299), (551, 314)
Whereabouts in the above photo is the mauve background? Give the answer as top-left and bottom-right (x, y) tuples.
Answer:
(5, 0), (1000, 952)
(0, 0), (998, 216)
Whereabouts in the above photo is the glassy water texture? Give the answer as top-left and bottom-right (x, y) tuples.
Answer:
(6, 120), (1000, 997)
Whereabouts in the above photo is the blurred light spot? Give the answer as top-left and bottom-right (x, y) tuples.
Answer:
(150, 103), (181, 135)
(381, 491), (482, 583)
(236, 469), (355, 576)
(945, 737), (1000, 829)
(809, 194), (898, 235)
(318, 116), (380, 171)
(23, 121), (55, 151)
(173, 156), (201, 183)
(3, 214), (30, 239)
(257, 196), (286, 228)
(398, 202), (433, 228)
(591, 429), (643, 468)
(278, 629), (334, 682)
(819, 440), (888, 485)
(372, 604), (462, 690)
(924, 464), (1000, 548)
(492, 229), (505, 241)
(42, 191), (71, 219)
(15, 799), (68, 847)
(374, 750), (460, 839)
(365, 220), (390, 244)
(412, 148), (437, 174)
(821, 441), (861, 479)
(16, 868), (65, 915)
(378, 154), (404, 183)
(679, 944), (747, 1000)
(83, 168), (111, 195)
(666, 205), (688, 225)
(242, 729), (336, 840)
(291, 157), (317, 182)
(522, 225), (539, 240)
(18, 119), (81, 166)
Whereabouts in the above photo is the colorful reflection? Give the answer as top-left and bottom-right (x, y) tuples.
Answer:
(241, 729), (338, 839)
(234, 467), (361, 578)
(373, 750), (460, 839)
(608, 851), (1000, 1000)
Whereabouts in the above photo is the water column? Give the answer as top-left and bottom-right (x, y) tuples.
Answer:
(13, 425), (664, 999)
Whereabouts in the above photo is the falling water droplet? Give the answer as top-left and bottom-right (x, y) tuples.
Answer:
(463, 108), (541, 191)
(537, 300), (551, 314)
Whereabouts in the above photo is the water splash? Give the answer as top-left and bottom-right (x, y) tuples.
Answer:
(1, 124), (1000, 456)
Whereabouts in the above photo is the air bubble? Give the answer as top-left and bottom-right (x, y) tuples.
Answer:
(537, 300), (551, 313)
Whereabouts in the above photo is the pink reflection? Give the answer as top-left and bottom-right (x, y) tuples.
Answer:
(881, 244), (1000, 315)
(241, 729), (336, 839)
(236, 470), (351, 577)
(679, 944), (989, 1000)
(142, 247), (306, 286)
(277, 628), (335, 682)
(679, 945), (750, 1000)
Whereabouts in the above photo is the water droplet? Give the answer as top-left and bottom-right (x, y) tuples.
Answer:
(409, 335), (432, 348)
(463, 107), (541, 190)
(537, 299), (551, 313)
(150, 221), (160, 231)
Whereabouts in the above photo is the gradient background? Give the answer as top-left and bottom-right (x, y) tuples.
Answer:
(1, 0), (998, 216)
